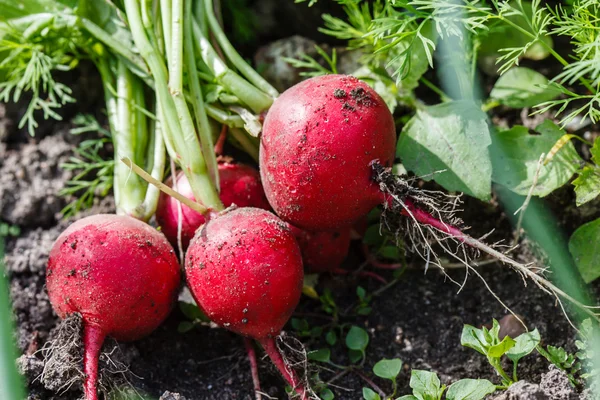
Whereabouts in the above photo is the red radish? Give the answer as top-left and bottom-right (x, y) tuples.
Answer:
(260, 74), (396, 231)
(46, 214), (181, 400)
(185, 207), (308, 399)
(288, 225), (351, 273)
(156, 161), (270, 249)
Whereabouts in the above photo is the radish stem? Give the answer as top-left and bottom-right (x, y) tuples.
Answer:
(258, 337), (307, 400)
(244, 338), (262, 400)
(83, 324), (105, 400)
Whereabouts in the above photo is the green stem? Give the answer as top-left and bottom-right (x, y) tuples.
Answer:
(205, 105), (245, 128)
(114, 61), (146, 218)
(191, 20), (273, 113)
(203, 0), (279, 98)
(419, 76), (451, 103)
(79, 17), (151, 83)
(184, 0), (220, 191)
(140, 113), (166, 221)
(160, 0), (172, 63)
(492, 15), (596, 94)
(132, 77), (149, 167)
(124, 0), (222, 211)
(488, 357), (513, 386)
(230, 128), (259, 163)
(512, 361), (518, 383)
(482, 99), (500, 112)
(169, 0), (223, 209)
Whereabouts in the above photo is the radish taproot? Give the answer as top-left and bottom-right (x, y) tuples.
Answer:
(156, 161), (270, 250)
(46, 214), (181, 400)
(185, 207), (308, 398)
(260, 74), (396, 231)
(288, 225), (351, 273)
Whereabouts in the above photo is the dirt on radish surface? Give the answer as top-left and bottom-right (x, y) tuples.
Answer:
(3, 115), (597, 400)
(3, 3), (600, 397)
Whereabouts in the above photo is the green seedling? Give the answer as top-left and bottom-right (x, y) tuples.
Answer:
(461, 319), (540, 387)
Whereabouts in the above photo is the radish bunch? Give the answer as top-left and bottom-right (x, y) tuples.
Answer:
(46, 214), (180, 400)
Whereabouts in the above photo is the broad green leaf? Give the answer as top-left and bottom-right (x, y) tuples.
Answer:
(574, 138), (600, 205)
(308, 348), (331, 363)
(363, 388), (381, 400)
(349, 349), (364, 364)
(569, 218), (600, 283)
(346, 326), (369, 351)
(396, 397), (419, 400)
(460, 325), (490, 355)
(373, 358), (403, 380)
(320, 388), (335, 400)
(397, 101), (492, 200)
(507, 329), (541, 363)
(410, 370), (444, 400)
(489, 67), (560, 108)
(446, 379), (496, 400)
(573, 166), (600, 206)
(487, 336), (516, 358)
(491, 120), (582, 197)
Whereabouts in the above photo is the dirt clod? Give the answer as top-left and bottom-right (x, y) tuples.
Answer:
(492, 381), (546, 400)
(160, 391), (188, 400)
(540, 365), (579, 400)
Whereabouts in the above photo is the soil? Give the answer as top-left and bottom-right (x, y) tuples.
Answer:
(3, 2), (600, 399)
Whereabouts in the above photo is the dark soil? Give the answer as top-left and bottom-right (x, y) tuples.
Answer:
(3, 2), (600, 399)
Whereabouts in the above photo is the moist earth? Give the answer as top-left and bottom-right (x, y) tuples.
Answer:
(2, 8), (599, 399)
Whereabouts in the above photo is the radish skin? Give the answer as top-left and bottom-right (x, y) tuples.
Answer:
(185, 208), (308, 398)
(289, 225), (351, 273)
(156, 161), (270, 250)
(46, 214), (180, 400)
(260, 74), (396, 231)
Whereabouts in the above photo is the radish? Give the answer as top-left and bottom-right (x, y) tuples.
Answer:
(46, 214), (181, 400)
(288, 225), (351, 273)
(260, 74), (396, 231)
(156, 161), (270, 250)
(185, 207), (308, 399)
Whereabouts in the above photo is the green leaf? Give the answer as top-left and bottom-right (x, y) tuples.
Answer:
(363, 387), (381, 400)
(446, 379), (496, 400)
(569, 218), (600, 283)
(373, 358), (403, 380)
(489, 67), (560, 108)
(346, 326), (369, 351)
(491, 120), (582, 197)
(308, 348), (331, 363)
(506, 329), (541, 363)
(326, 330), (338, 346)
(573, 166), (600, 206)
(363, 225), (385, 247)
(478, 0), (552, 75)
(487, 336), (516, 358)
(397, 101), (492, 200)
(349, 349), (364, 364)
(320, 388), (335, 400)
(461, 325), (490, 356)
(357, 286), (367, 300)
(178, 301), (208, 322)
(396, 396), (419, 400)
(410, 370), (444, 400)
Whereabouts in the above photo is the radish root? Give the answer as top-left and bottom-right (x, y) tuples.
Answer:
(372, 163), (600, 327)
